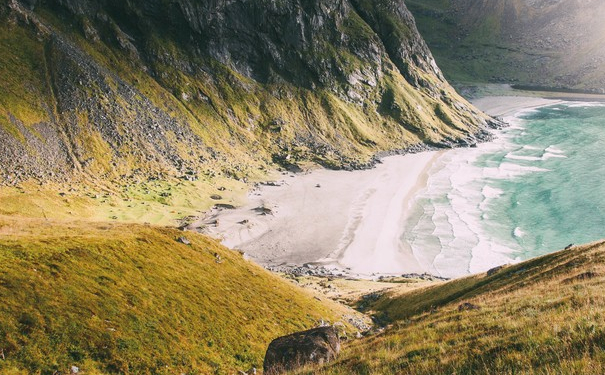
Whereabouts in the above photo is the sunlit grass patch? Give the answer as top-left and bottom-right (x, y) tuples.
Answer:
(0, 218), (358, 374)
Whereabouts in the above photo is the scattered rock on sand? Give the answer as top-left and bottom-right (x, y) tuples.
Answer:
(263, 326), (340, 375)
(254, 206), (273, 215)
(215, 203), (236, 209)
(210, 194), (222, 200)
(261, 181), (284, 187)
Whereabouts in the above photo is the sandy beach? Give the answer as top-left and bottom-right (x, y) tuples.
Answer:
(202, 95), (563, 277)
(472, 96), (562, 117)
(201, 152), (438, 276)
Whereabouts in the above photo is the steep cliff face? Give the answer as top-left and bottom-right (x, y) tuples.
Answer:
(407, 0), (605, 92)
(0, 0), (493, 185)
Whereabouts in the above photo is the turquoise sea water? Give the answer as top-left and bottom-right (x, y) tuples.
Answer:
(403, 102), (605, 278)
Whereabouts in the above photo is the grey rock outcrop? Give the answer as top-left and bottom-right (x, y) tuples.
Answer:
(263, 326), (340, 374)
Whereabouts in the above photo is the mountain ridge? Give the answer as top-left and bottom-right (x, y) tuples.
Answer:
(406, 0), (605, 92)
(0, 0), (495, 187)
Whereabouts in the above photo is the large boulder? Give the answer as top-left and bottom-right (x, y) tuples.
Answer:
(263, 326), (341, 374)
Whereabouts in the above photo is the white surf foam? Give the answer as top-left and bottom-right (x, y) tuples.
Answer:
(513, 227), (526, 238)
(401, 109), (559, 277)
(566, 102), (605, 108)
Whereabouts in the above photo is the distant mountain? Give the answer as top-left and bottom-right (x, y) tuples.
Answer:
(0, 0), (493, 185)
(407, 0), (605, 93)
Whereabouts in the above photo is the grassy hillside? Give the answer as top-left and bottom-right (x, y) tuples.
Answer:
(0, 217), (363, 374)
(299, 240), (605, 374)
(0, 175), (252, 227)
(0, 0), (493, 187)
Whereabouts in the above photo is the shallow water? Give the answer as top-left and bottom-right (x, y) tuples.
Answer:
(403, 102), (605, 278)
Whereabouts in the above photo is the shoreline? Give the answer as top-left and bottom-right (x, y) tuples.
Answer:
(472, 96), (564, 117)
(199, 151), (439, 278)
(201, 94), (572, 279)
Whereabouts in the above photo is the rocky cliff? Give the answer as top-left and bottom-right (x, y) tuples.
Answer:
(407, 0), (605, 92)
(0, 0), (493, 186)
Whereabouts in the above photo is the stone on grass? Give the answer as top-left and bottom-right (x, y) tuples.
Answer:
(176, 236), (191, 245)
(458, 302), (480, 312)
(263, 326), (340, 375)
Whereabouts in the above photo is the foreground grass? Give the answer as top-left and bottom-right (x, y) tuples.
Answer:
(0, 217), (359, 374)
(297, 241), (605, 374)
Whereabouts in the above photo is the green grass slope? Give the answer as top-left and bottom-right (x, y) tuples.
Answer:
(301, 240), (605, 374)
(0, 217), (360, 374)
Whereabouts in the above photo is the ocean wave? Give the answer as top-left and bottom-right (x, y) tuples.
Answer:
(513, 227), (526, 238)
(402, 110), (550, 277)
(522, 145), (542, 150)
(482, 163), (550, 180)
(505, 153), (542, 161)
(402, 102), (605, 278)
(566, 102), (605, 108)
(482, 185), (503, 199)
(545, 145), (565, 154)
(505, 150), (567, 161)
(542, 152), (567, 159)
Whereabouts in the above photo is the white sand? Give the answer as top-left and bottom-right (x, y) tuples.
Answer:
(202, 152), (438, 276)
(203, 95), (562, 277)
(472, 96), (563, 117)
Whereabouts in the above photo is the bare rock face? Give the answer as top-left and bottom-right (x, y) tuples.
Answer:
(263, 326), (341, 375)
(1, 0), (494, 185)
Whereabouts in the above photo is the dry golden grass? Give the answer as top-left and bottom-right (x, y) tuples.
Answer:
(284, 275), (436, 306)
(0, 217), (363, 374)
(295, 241), (605, 375)
(0, 174), (250, 227)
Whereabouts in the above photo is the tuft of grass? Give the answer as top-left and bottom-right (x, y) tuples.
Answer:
(300, 240), (605, 374)
(0, 217), (359, 374)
